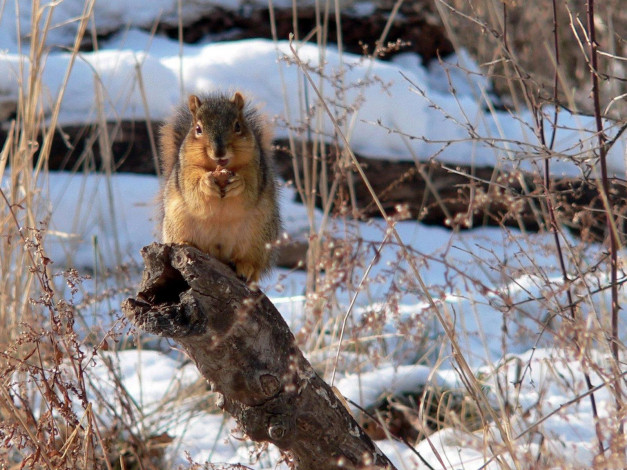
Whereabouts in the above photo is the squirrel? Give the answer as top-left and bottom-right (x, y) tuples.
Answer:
(158, 91), (281, 283)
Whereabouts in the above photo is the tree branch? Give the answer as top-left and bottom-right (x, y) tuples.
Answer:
(122, 243), (397, 470)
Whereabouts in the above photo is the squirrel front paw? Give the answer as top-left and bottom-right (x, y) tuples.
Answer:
(222, 173), (244, 197)
(203, 170), (244, 198)
(201, 172), (223, 197)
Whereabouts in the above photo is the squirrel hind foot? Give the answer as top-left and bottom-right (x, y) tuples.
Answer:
(235, 262), (261, 284)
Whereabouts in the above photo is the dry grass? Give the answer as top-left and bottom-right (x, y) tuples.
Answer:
(439, 0), (626, 118)
(0, 0), (625, 469)
(0, 1), (175, 468)
(277, 0), (626, 468)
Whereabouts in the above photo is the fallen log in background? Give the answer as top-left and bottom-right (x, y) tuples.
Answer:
(273, 142), (627, 243)
(22, 119), (625, 248)
(122, 243), (397, 470)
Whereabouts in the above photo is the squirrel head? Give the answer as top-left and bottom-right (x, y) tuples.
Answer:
(187, 92), (251, 169)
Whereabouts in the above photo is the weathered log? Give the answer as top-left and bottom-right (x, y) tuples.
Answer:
(23, 117), (626, 244)
(122, 243), (397, 470)
(273, 141), (627, 243)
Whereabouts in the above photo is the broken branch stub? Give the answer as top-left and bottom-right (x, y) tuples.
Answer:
(122, 243), (397, 470)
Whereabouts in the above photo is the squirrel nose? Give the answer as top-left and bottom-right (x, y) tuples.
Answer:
(212, 137), (227, 159)
(214, 147), (226, 159)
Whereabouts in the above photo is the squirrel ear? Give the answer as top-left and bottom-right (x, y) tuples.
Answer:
(188, 95), (201, 115)
(231, 92), (245, 111)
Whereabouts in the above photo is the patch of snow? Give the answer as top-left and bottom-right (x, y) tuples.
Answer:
(337, 363), (455, 412)
(1, 25), (625, 176)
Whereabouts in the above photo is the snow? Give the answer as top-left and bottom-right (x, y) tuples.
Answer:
(2, 8), (626, 175)
(338, 363), (454, 412)
(42, 171), (160, 268)
(1, 2), (626, 469)
(87, 349), (201, 421)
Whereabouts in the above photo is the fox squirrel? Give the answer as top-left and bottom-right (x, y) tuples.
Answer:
(159, 92), (281, 282)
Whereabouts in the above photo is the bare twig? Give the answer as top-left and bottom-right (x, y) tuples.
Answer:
(586, 0), (625, 457)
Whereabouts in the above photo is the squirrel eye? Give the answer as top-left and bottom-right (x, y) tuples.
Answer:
(233, 121), (241, 134)
(195, 123), (202, 135)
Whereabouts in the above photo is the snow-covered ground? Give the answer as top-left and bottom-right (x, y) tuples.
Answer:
(1, 1), (626, 469)
(2, 2), (625, 175)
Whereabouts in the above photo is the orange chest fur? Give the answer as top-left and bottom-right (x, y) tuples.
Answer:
(164, 190), (257, 258)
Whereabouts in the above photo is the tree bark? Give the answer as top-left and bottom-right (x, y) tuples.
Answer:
(122, 243), (397, 470)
